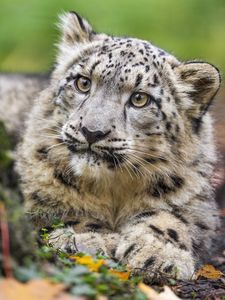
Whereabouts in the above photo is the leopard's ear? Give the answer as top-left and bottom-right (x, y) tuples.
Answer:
(59, 11), (94, 46)
(174, 61), (221, 118)
(54, 12), (97, 76)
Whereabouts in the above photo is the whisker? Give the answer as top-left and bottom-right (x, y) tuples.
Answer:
(124, 156), (145, 179)
(46, 142), (65, 151)
(35, 134), (61, 140)
(127, 153), (154, 178)
(123, 160), (136, 180)
(112, 152), (138, 179)
(128, 152), (168, 178)
(32, 118), (63, 129)
(127, 147), (181, 166)
(112, 153), (123, 174)
(108, 152), (135, 180)
(122, 145), (165, 160)
(65, 165), (75, 177)
(124, 156), (141, 179)
(128, 147), (167, 160)
(108, 152), (119, 172)
(112, 153), (120, 169)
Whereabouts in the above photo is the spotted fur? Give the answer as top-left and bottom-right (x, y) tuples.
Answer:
(11, 12), (221, 279)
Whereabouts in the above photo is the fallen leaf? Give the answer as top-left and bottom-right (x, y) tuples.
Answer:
(55, 293), (85, 300)
(138, 283), (160, 300)
(26, 279), (65, 300)
(138, 283), (181, 300)
(219, 208), (225, 216)
(159, 286), (181, 300)
(0, 278), (65, 300)
(108, 269), (130, 280)
(195, 264), (224, 280)
(96, 296), (108, 300)
(0, 278), (36, 300)
(70, 255), (105, 272)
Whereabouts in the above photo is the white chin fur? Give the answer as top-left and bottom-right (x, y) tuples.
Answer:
(70, 154), (113, 179)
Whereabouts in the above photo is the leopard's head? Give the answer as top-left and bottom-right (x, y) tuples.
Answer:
(48, 12), (220, 181)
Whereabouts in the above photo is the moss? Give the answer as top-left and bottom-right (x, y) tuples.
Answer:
(0, 122), (36, 269)
(0, 122), (16, 179)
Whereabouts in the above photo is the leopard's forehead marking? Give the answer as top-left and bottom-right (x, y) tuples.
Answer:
(72, 37), (170, 91)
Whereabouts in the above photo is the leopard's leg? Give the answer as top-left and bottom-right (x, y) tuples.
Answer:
(115, 210), (196, 280)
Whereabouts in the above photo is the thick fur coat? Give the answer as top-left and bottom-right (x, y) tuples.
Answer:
(0, 12), (221, 279)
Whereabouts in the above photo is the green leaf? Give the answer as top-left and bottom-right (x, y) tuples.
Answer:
(14, 266), (42, 282)
(51, 219), (65, 229)
(70, 284), (97, 296)
(134, 289), (148, 300)
(54, 265), (90, 284)
(168, 278), (177, 286)
(37, 245), (55, 259)
(96, 283), (109, 294)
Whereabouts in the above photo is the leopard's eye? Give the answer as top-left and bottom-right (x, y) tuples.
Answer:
(130, 92), (150, 108)
(74, 75), (91, 93)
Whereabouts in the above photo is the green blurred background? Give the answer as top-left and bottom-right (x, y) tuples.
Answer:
(0, 0), (225, 73)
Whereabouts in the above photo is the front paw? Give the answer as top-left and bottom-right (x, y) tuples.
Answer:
(48, 228), (118, 257)
(115, 236), (195, 280)
(48, 228), (91, 254)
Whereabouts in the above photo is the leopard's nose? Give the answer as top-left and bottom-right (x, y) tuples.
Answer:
(80, 126), (111, 144)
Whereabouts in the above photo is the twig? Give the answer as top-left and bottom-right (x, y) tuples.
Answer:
(0, 202), (13, 277)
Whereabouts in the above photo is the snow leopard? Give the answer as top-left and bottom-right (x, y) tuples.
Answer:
(2, 12), (221, 280)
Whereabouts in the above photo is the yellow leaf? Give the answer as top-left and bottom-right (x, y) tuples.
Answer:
(196, 264), (224, 279)
(109, 269), (130, 280)
(71, 255), (105, 272)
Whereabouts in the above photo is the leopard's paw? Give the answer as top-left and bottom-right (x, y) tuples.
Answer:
(115, 236), (195, 280)
(47, 227), (88, 254)
(48, 227), (118, 257)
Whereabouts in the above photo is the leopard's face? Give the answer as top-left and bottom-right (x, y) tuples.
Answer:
(46, 12), (220, 179)
(54, 37), (182, 177)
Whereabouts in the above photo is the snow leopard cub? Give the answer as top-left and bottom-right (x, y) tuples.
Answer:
(16, 12), (221, 279)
